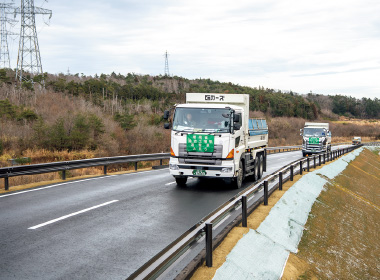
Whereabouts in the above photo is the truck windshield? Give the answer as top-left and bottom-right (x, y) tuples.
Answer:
(172, 108), (231, 133)
(303, 128), (326, 137)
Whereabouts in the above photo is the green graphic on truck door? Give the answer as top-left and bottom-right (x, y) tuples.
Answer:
(309, 137), (319, 144)
(187, 134), (215, 152)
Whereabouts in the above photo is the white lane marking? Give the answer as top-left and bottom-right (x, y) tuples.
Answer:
(0, 176), (114, 198)
(1, 169), (167, 198)
(28, 200), (119, 230)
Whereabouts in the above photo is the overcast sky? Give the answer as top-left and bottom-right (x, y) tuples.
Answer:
(7, 0), (380, 99)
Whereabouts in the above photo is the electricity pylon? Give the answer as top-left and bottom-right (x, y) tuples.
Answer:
(164, 50), (170, 76)
(0, 2), (17, 69)
(14, 0), (51, 84)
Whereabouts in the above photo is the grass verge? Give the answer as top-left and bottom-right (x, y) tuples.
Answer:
(282, 147), (380, 279)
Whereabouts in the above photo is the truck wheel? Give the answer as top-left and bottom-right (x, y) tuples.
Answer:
(234, 160), (244, 189)
(175, 176), (187, 186)
(253, 157), (259, 182)
(258, 154), (264, 179)
(302, 151), (306, 157)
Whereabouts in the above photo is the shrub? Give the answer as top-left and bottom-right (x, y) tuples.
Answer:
(114, 112), (136, 130)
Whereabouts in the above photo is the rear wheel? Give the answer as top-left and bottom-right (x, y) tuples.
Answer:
(175, 176), (187, 186)
(253, 157), (259, 182)
(258, 154), (264, 179)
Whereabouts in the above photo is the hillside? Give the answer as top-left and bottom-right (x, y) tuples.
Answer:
(283, 147), (380, 279)
(0, 69), (379, 165)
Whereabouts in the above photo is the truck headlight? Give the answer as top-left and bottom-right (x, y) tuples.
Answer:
(169, 164), (179, 170)
(221, 167), (232, 173)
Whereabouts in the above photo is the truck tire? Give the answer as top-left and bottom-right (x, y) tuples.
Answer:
(234, 160), (244, 189)
(253, 157), (259, 182)
(175, 176), (187, 186)
(258, 154), (264, 179)
(302, 151), (306, 157)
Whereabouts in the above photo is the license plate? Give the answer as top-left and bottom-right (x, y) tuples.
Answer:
(193, 169), (207, 176)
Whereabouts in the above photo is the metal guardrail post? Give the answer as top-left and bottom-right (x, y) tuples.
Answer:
(290, 165), (293, 181)
(313, 156), (316, 169)
(160, 159), (163, 166)
(319, 154), (321, 166)
(264, 181), (268, 205)
(279, 172), (283, 191)
(135, 162), (138, 171)
(300, 161), (303, 175)
(307, 158), (310, 172)
(104, 165), (107, 175)
(5, 177), (9, 191)
(263, 149), (267, 172)
(205, 223), (213, 267)
(62, 170), (66, 180)
(323, 153), (326, 164)
(242, 196), (247, 227)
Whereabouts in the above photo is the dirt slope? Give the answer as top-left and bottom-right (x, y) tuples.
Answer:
(283, 147), (380, 279)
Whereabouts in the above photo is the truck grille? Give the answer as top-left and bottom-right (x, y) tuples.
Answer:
(306, 143), (322, 151)
(178, 144), (223, 165)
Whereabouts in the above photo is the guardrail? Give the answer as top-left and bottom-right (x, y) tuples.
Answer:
(0, 153), (170, 191)
(0, 145), (321, 191)
(266, 142), (355, 154)
(127, 144), (368, 279)
(0, 141), (374, 191)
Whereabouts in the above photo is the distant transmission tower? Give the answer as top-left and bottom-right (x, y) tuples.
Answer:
(14, 0), (51, 84)
(0, 2), (17, 68)
(164, 50), (170, 76)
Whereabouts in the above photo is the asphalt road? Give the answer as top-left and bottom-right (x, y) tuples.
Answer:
(0, 149), (319, 279)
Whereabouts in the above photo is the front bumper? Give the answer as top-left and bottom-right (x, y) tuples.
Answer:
(169, 157), (235, 178)
(303, 145), (326, 153)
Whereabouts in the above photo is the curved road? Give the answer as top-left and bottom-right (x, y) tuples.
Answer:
(0, 148), (341, 279)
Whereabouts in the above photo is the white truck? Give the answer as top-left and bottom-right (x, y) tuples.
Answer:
(163, 93), (268, 189)
(352, 136), (361, 145)
(300, 122), (331, 157)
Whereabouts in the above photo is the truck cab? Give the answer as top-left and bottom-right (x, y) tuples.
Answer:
(352, 137), (361, 145)
(301, 122), (331, 157)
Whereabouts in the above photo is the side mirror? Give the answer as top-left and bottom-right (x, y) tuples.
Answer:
(163, 110), (170, 120)
(233, 123), (241, 131)
(164, 123), (171, 129)
(233, 114), (241, 123)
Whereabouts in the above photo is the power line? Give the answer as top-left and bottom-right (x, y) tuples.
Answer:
(14, 0), (51, 85)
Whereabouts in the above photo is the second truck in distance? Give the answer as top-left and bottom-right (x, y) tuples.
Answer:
(300, 122), (331, 157)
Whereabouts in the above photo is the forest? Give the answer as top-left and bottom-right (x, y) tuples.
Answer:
(0, 68), (379, 162)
